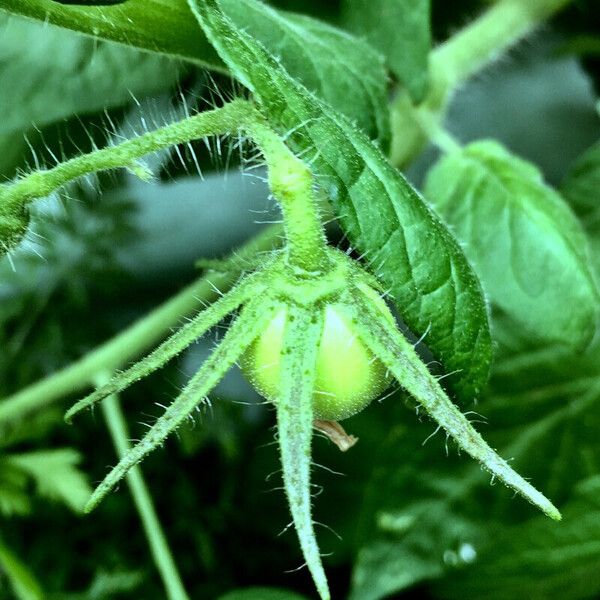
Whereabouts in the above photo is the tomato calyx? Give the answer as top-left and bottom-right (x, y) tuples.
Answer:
(241, 248), (395, 421)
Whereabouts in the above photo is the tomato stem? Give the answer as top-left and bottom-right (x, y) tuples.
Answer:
(99, 378), (190, 600)
(0, 99), (255, 213)
(430, 0), (572, 95)
(246, 119), (328, 273)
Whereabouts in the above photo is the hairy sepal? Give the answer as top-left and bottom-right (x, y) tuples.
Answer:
(84, 296), (279, 512)
(277, 303), (329, 600)
(187, 0), (492, 403)
(348, 283), (561, 521)
(65, 272), (266, 423)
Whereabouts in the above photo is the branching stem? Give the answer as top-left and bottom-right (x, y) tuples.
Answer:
(391, 0), (572, 166)
(430, 0), (572, 95)
(1, 99), (255, 211)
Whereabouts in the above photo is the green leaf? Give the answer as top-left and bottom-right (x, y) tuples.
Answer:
(562, 139), (600, 218)
(351, 496), (479, 600)
(342, 0), (431, 101)
(0, 14), (183, 137)
(348, 415), (484, 600)
(0, 0), (222, 68)
(223, 0), (390, 144)
(562, 139), (600, 273)
(0, 462), (31, 516)
(188, 0), (493, 402)
(7, 449), (91, 512)
(438, 475), (600, 600)
(0, 536), (43, 600)
(2, 2), (390, 145)
(218, 587), (308, 600)
(424, 140), (599, 350)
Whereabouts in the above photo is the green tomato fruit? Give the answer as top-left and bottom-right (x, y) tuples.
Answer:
(241, 292), (393, 421)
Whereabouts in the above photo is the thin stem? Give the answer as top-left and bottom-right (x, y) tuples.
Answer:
(0, 534), (43, 600)
(430, 0), (572, 94)
(100, 382), (189, 600)
(412, 106), (462, 155)
(0, 225), (282, 425)
(1, 99), (255, 211)
(2, 97), (327, 273)
(390, 0), (572, 167)
(245, 119), (328, 273)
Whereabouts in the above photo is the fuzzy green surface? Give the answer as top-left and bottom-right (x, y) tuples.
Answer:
(241, 299), (392, 421)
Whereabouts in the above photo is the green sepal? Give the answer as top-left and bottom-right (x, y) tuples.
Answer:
(83, 296), (279, 512)
(65, 271), (266, 423)
(276, 303), (329, 600)
(348, 283), (561, 521)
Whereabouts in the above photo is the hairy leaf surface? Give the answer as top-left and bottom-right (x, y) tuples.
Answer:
(223, 0), (390, 144)
(342, 0), (430, 101)
(188, 0), (492, 401)
(425, 140), (599, 350)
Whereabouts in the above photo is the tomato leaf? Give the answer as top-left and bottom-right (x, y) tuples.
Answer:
(0, 0), (222, 69)
(7, 449), (91, 513)
(0, 14), (183, 136)
(342, 0), (431, 101)
(0, 537), (44, 600)
(562, 138), (600, 219)
(1, 1), (390, 145)
(188, 0), (492, 402)
(562, 139), (600, 273)
(425, 140), (599, 351)
(223, 0), (390, 144)
(352, 334), (600, 600)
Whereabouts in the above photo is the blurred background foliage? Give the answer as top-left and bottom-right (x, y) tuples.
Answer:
(0, 0), (599, 598)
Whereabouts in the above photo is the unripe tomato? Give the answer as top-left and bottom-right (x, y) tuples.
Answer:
(241, 290), (393, 421)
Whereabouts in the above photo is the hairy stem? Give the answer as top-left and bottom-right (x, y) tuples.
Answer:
(1, 99), (255, 211)
(391, 0), (572, 166)
(430, 0), (572, 93)
(100, 382), (189, 600)
(245, 119), (328, 273)
(0, 226), (281, 425)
